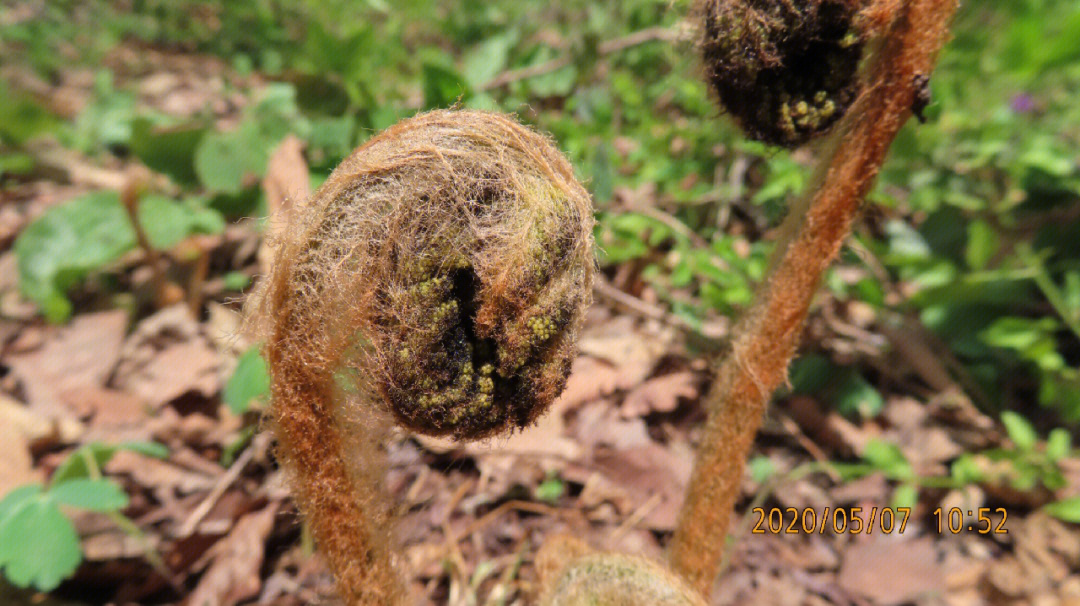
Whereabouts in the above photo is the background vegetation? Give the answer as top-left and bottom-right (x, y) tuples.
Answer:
(1, 0), (1079, 603)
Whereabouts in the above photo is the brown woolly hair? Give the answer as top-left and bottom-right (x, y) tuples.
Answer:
(537, 536), (706, 606)
(252, 109), (594, 604)
(698, 0), (872, 146)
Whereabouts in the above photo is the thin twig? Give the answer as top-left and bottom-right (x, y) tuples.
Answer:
(177, 439), (258, 537)
(593, 276), (727, 342)
(119, 175), (176, 309)
(479, 25), (688, 91)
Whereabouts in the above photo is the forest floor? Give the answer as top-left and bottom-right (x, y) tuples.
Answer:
(2, 41), (1079, 606)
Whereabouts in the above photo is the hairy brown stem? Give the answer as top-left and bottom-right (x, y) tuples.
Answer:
(265, 322), (404, 605)
(668, 0), (958, 595)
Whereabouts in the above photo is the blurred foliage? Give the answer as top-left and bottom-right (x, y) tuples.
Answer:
(0, 0), (1079, 586)
(1, 0), (1076, 413)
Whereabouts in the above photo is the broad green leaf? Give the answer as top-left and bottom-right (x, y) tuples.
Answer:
(14, 191), (137, 323)
(223, 347), (271, 414)
(194, 127), (263, 194)
(0, 86), (60, 144)
(0, 498), (81, 591)
(69, 71), (134, 150)
(463, 32), (515, 88)
(1045, 496), (1080, 523)
(787, 354), (833, 396)
(307, 114), (357, 165)
(1001, 411), (1038, 452)
(130, 118), (206, 185)
(49, 479), (129, 512)
(523, 46), (577, 98)
(0, 484), (43, 523)
(0, 151), (35, 175)
(138, 195), (225, 250)
(52, 442), (168, 486)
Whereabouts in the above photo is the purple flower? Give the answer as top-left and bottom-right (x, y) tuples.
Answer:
(1010, 93), (1036, 114)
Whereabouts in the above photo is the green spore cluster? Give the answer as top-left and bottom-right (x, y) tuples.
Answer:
(700, 0), (865, 147)
(381, 227), (578, 439)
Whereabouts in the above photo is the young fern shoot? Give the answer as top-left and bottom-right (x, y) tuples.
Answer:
(670, 0), (959, 596)
(252, 110), (594, 605)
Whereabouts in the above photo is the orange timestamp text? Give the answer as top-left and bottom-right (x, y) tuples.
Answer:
(751, 507), (911, 535)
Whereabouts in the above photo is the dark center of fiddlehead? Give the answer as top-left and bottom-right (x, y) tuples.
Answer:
(700, 0), (865, 146)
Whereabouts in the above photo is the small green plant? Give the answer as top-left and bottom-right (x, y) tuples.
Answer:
(952, 411), (1072, 495)
(14, 189), (224, 323)
(223, 346), (271, 415)
(0, 441), (166, 592)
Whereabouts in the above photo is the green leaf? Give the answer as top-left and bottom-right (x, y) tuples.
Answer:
(534, 474), (564, 503)
(422, 60), (471, 109)
(891, 482), (919, 510)
(194, 127), (263, 194)
(862, 439), (913, 480)
(462, 32), (515, 88)
(965, 220), (999, 271)
(0, 485), (43, 523)
(0, 498), (81, 591)
(834, 372), (885, 420)
(981, 317), (1063, 370)
(748, 456), (776, 484)
(1044, 496), (1080, 523)
(14, 191), (137, 323)
(70, 72), (134, 150)
(223, 347), (270, 414)
(223, 271), (252, 291)
(138, 195), (225, 249)
(950, 454), (984, 485)
(49, 479), (129, 512)
(0, 86), (60, 144)
(787, 354), (833, 396)
(1001, 411), (1038, 452)
(130, 118), (206, 185)
(1046, 428), (1071, 461)
(52, 442), (168, 486)
(0, 151), (35, 175)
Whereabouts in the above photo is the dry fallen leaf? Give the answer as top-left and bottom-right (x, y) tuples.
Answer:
(0, 391), (84, 445)
(837, 537), (945, 605)
(60, 385), (148, 427)
(589, 442), (692, 531)
(0, 421), (40, 497)
(258, 135), (310, 276)
(577, 316), (668, 389)
(187, 504), (279, 606)
(620, 371), (699, 418)
(114, 306), (220, 409)
(8, 309), (128, 418)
